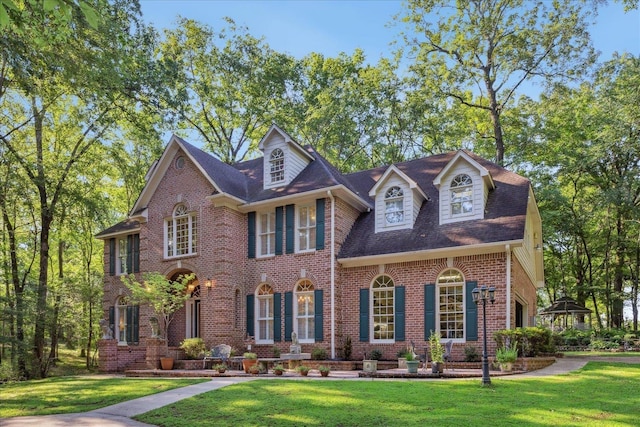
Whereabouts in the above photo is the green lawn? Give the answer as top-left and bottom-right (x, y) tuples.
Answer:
(136, 362), (640, 427)
(0, 376), (207, 418)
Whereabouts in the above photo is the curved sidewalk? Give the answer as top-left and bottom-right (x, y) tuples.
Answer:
(0, 357), (593, 427)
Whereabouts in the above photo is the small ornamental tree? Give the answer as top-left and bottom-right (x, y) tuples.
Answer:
(122, 272), (194, 341)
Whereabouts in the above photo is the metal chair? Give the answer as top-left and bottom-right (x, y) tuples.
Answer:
(443, 340), (454, 371)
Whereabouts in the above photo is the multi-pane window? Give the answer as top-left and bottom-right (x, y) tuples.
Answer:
(372, 275), (394, 341)
(384, 186), (404, 225)
(437, 269), (465, 339)
(256, 284), (274, 343)
(258, 211), (276, 257)
(451, 174), (473, 216)
(295, 280), (315, 342)
(297, 204), (316, 252)
(166, 204), (197, 257)
(116, 297), (128, 344)
(117, 238), (127, 274)
(270, 148), (285, 183)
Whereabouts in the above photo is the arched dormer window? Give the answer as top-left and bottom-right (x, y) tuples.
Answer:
(451, 174), (473, 216)
(372, 275), (395, 341)
(269, 148), (285, 183)
(256, 284), (274, 343)
(295, 280), (315, 342)
(165, 203), (197, 258)
(384, 186), (404, 225)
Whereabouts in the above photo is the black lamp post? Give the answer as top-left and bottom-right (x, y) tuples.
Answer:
(472, 285), (495, 386)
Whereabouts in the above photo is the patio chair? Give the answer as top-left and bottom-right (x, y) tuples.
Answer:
(443, 340), (454, 371)
(203, 344), (231, 369)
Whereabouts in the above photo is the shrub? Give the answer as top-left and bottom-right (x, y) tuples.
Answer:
(463, 345), (481, 362)
(340, 336), (352, 361)
(311, 347), (328, 360)
(368, 348), (383, 360)
(272, 346), (281, 357)
(496, 344), (518, 363)
(179, 338), (207, 359)
(494, 327), (555, 357)
(318, 365), (331, 373)
(243, 352), (257, 359)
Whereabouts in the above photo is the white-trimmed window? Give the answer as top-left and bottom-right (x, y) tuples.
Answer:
(256, 284), (274, 343)
(117, 237), (127, 274)
(296, 204), (316, 252)
(269, 148), (285, 183)
(258, 211), (276, 257)
(384, 186), (404, 225)
(166, 204), (197, 258)
(116, 297), (128, 344)
(372, 275), (394, 342)
(295, 280), (315, 342)
(451, 174), (473, 216)
(437, 269), (465, 340)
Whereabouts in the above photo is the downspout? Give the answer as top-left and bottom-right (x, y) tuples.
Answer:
(327, 190), (336, 359)
(506, 244), (511, 329)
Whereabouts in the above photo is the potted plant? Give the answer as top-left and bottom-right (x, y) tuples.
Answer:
(249, 363), (260, 375)
(429, 331), (445, 373)
(297, 365), (310, 376)
(397, 348), (408, 369)
(272, 364), (285, 375)
(122, 272), (194, 370)
(405, 351), (420, 374)
(213, 363), (227, 374)
(180, 337), (207, 360)
(318, 365), (331, 377)
(242, 352), (258, 373)
(363, 348), (382, 373)
(495, 344), (518, 371)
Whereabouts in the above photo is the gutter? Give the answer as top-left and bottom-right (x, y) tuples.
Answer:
(506, 244), (512, 329)
(327, 190), (336, 359)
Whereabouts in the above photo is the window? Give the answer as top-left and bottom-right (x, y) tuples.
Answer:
(451, 174), (473, 216)
(384, 186), (404, 225)
(186, 286), (201, 338)
(117, 237), (127, 274)
(372, 275), (394, 341)
(175, 156), (185, 169)
(256, 284), (274, 343)
(295, 280), (315, 342)
(297, 204), (316, 252)
(437, 269), (465, 340)
(258, 211), (276, 257)
(269, 148), (285, 183)
(166, 204), (197, 257)
(113, 297), (138, 345)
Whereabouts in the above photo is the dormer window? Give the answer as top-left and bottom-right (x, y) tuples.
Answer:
(384, 186), (404, 225)
(269, 149), (285, 183)
(451, 174), (473, 216)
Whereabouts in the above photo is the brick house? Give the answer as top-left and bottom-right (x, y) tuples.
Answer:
(96, 124), (544, 371)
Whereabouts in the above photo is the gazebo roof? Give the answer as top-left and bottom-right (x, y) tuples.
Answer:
(540, 296), (592, 315)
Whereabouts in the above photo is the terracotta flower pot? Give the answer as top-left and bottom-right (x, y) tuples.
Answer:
(243, 358), (258, 373)
(160, 357), (174, 370)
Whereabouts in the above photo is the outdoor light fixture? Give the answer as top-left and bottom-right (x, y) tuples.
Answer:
(205, 278), (213, 293)
(472, 285), (496, 386)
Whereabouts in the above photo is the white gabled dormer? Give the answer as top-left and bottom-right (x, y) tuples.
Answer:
(433, 151), (495, 225)
(259, 124), (313, 190)
(369, 165), (428, 233)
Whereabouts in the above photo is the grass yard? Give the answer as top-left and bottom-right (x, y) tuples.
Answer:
(136, 362), (640, 427)
(0, 376), (207, 418)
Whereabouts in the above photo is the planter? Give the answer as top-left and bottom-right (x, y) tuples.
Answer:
(299, 369), (309, 376)
(274, 369), (284, 376)
(320, 370), (330, 377)
(398, 357), (407, 369)
(243, 358), (258, 373)
(500, 362), (513, 372)
(160, 357), (174, 370)
(362, 360), (377, 374)
(431, 361), (443, 374)
(406, 360), (419, 374)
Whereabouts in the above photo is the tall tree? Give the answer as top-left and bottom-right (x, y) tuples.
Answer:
(398, 0), (597, 165)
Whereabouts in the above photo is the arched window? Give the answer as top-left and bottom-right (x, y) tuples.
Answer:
(295, 280), (315, 342)
(165, 204), (197, 257)
(113, 297), (138, 345)
(372, 275), (394, 341)
(450, 174), (473, 216)
(186, 285), (201, 339)
(256, 284), (274, 343)
(437, 269), (465, 339)
(384, 186), (404, 225)
(269, 148), (285, 183)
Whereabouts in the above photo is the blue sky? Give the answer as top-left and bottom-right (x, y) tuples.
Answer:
(139, 0), (639, 64)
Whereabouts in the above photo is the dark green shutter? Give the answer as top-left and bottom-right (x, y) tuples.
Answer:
(274, 293), (282, 342)
(246, 295), (255, 337)
(465, 281), (478, 341)
(314, 289), (323, 341)
(108, 306), (115, 338)
(131, 305), (139, 344)
(275, 207), (283, 255)
(132, 234), (140, 273)
(315, 198), (325, 250)
(359, 288), (369, 342)
(285, 204), (294, 253)
(424, 284), (435, 340)
(126, 305), (136, 343)
(109, 239), (115, 276)
(247, 212), (256, 258)
(284, 291), (293, 341)
(126, 235), (133, 273)
(395, 286), (405, 341)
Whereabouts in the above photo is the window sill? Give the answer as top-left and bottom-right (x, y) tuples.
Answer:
(164, 253), (198, 261)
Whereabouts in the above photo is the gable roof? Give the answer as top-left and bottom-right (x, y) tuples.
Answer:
(433, 150), (495, 190)
(368, 164), (429, 200)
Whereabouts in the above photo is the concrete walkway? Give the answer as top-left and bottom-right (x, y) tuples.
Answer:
(0, 357), (601, 427)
